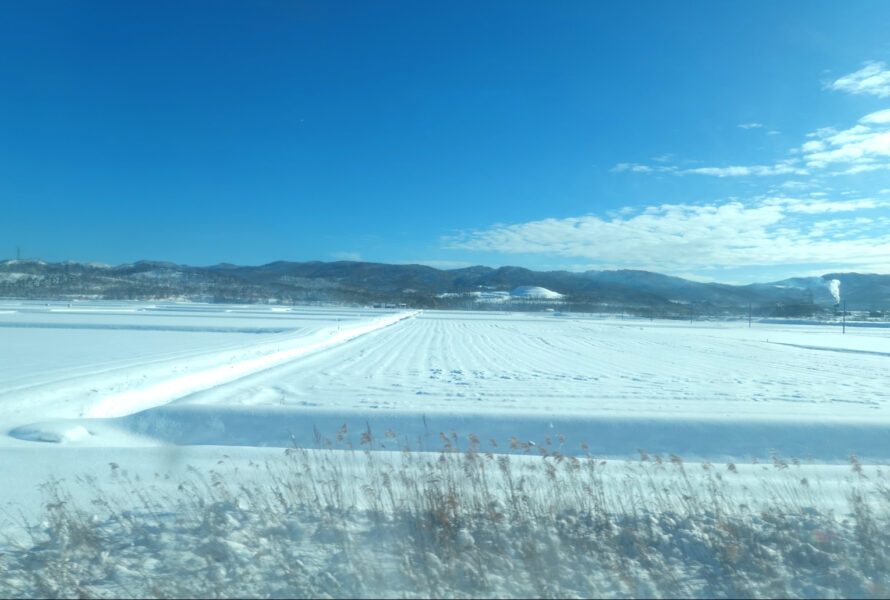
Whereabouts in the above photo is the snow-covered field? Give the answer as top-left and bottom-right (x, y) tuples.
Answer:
(4, 302), (887, 460)
(2, 301), (889, 597)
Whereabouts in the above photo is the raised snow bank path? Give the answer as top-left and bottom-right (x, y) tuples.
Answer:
(85, 311), (419, 419)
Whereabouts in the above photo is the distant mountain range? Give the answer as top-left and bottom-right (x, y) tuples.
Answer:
(2, 258), (889, 316)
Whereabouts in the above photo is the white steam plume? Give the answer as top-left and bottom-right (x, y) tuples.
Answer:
(829, 279), (841, 304)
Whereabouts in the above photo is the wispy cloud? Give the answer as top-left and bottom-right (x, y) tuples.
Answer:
(443, 197), (890, 274)
(613, 107), (890, 178)
(612, 63), (890, 179)
(683, 161), (806, 177)
(800, 109), (890, 171)
(778, 180), (812, 190)
(829, 61), (890, 98)
(611, 161), (806, 177)
(762, 197), (884, 214)
(611, 162), (677, 174)
(332, 251), (362, 261)
(407, 259), (476, 270)
(612, 160), (807, 178)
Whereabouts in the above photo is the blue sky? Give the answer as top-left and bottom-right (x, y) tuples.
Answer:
(3, 1), (890, 283)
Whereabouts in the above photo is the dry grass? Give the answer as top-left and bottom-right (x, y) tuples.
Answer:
(2, 429), (889, 598)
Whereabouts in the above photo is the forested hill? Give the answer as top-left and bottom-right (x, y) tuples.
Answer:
(2, 258), (888, 315)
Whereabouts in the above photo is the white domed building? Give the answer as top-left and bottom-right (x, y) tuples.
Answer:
(509, 286), (564, 300)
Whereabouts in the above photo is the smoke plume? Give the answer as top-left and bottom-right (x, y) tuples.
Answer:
(829, 279), (841, 304)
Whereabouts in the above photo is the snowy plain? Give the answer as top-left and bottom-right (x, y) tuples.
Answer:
(1, 300), (889, 597)
(2, 299), (889, 503)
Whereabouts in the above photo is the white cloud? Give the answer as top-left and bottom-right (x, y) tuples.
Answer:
(619, 106), (890, 178)
(829, 61), (890, 98)
(683, 161), (806, 177)
(614, 161), (806, 178)
(762, 197), (883, 214)
(611, 162), (676, 174)
(778, 180), (811, 190)
(408, 259), (476, 270)
(443, 197), (890, 274)
(800, 140), (826, 153)
(667, 272), (731, 283)
(331, 251), (362, 261)
(860, 108), (890, 124)
(842, 163), (890, 175)
(672, 106), (890, 176)
(614, 66), (890, 179)
(801, 120), (890, 170)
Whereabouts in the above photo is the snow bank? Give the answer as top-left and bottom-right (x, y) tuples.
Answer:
(10, 423), (92, 444)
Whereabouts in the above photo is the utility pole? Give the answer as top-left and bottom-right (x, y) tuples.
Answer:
(843, 300), (846, 334)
